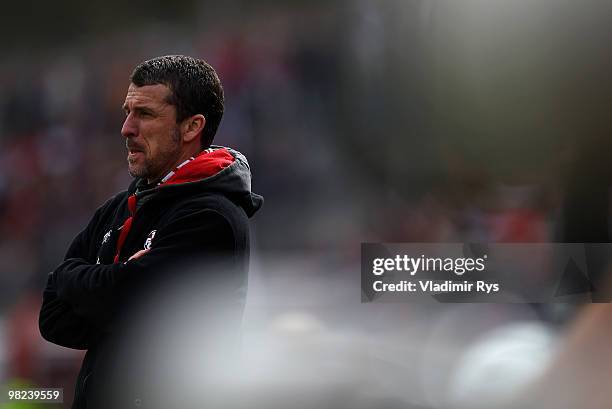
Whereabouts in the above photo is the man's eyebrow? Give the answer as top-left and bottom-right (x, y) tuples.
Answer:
(122, 103), (156, 114)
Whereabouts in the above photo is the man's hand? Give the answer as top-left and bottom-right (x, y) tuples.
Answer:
(128, 249), (150, 261)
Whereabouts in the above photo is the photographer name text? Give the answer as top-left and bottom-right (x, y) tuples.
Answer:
(371, 254), (499, 294)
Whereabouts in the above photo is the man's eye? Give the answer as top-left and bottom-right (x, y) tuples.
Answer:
(137, 110), (154, 118)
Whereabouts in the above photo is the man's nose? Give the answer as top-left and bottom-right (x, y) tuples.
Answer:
(121, 114), (137, 138)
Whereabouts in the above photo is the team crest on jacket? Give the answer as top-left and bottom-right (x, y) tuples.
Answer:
(144, 230), (157, 250)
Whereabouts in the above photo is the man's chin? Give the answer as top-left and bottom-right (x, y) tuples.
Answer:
(127, 163), (148, 179)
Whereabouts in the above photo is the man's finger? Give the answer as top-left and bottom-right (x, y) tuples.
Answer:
(128, 249), (150, 261)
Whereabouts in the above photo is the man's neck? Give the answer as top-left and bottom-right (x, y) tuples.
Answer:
(146, 147), (202, 185)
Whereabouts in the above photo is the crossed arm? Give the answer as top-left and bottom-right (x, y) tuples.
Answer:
(39, 208), (236, 349)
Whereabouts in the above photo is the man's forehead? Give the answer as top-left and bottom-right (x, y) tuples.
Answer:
(124, 83), (171, 105)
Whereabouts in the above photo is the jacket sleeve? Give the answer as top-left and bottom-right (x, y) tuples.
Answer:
(39, 274), (96, 349)
(38, 196), (119, 349)
(52, 207), (242, 327)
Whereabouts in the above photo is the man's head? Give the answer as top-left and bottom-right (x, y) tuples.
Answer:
(121, 55), (224, 182)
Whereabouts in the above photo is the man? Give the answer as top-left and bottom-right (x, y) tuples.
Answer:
(38, 55), (263, 408)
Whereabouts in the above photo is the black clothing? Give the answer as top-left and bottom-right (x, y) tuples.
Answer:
(38, 146), (262, 408)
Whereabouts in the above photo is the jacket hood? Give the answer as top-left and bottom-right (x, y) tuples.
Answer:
(130, 146), (263, 217)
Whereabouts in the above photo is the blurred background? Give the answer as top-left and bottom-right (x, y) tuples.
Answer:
(2, 0), (612, 407)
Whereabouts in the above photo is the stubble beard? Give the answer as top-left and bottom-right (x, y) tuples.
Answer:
(127, 127), (182, 182)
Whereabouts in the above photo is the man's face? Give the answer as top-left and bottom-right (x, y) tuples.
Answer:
(121, 83), (183, 182)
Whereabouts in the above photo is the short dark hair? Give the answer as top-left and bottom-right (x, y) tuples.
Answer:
(130, 55), (224, 149)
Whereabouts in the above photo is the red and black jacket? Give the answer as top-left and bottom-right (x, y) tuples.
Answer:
(38, 146), (263, 409)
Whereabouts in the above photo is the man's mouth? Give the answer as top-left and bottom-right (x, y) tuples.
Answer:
(127, 146), (144, 154)
(127, 148), (144, 161)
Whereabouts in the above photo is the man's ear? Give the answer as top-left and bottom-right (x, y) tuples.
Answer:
(181, 114), (206, 143)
